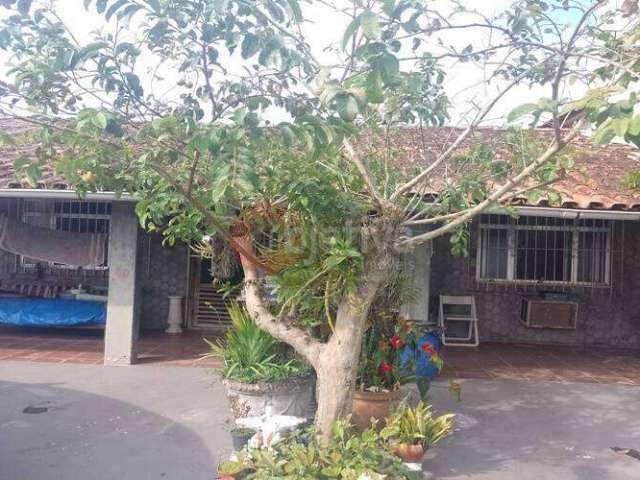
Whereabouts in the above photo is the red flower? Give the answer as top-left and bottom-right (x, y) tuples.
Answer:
(390, 335), (403, 349)
(380, 363), (393, 374)
(421, 343), (435, 355)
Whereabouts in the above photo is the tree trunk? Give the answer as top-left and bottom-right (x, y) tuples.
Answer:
(313, 246), (392, 437)
(236, 218), (400, 439)
(314, 306), (365, 435)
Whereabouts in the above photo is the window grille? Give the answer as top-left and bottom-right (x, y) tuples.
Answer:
(477, 214), (612, 286)
(21, 200), (111, 270)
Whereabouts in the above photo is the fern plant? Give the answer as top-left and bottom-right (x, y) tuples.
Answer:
(203, 302), (309, 383)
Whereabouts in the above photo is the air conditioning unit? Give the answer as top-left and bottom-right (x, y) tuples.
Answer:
(520, 297), (578, 330)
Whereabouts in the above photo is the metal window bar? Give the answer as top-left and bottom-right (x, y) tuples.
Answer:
(20, 199), (111, 274)
(476, 214), (614, 288)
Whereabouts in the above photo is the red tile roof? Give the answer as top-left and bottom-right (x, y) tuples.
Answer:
(359, 127), (640, 210)
(2, 118), (640, 209)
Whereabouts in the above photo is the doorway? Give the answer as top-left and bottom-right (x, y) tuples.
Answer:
(187, 255), (235, 331)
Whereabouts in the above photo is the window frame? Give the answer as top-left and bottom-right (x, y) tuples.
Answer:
(476, 216), (612, 286)
(20, 200), (111, 271)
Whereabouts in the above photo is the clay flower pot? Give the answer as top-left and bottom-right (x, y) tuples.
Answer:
(351, 389), (402, 431)
(394, 443), (426, 463)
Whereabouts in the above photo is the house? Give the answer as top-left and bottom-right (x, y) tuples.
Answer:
(0, 118), (639, 366)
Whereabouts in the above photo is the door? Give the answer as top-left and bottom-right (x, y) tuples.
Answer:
(187, 256), (233, 331)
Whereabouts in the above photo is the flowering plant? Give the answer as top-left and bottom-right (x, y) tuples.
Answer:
(357, 315), (446, 399)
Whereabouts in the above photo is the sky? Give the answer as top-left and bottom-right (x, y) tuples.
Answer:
(0, 0), (620, 127)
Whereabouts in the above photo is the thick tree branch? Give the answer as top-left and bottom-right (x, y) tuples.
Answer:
(342, 137), (385, 207)
(240, 237), (322, 367)
(391, 65), (544, 203)
(399, 121), (583, 248)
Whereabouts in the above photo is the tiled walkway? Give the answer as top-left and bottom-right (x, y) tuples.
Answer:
(1, 325), (638, 385)
(442, 343), (640, 386)
(0, 326), (222, 367)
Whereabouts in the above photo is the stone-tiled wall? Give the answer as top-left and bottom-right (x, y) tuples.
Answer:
(429, 221), (640, 348)
(137, 232), (189, 330)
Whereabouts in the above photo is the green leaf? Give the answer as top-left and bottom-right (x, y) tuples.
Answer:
(96, 0), (107, 13)
(507, 103), (539, 122)
(17, 0), (32, 15)
(83, 0), (93, 10)
(592, 123), (616, 146)
(336, 94), (359, 122)
(359, 10), (381, 40)
(365, 71), (384, 104)
(341, 16), (360, 50)
(279, 123), (296, 147)
(611, 117), (630, 137)
(92, 112), (108, 130)
(146, 0), (161, 12)
(241, 33), (260, 59)
(124, 72), (143, 97)
(212, 0), (229, 15)
(106, 0), (129, 20)
(118, 3), (143, 21)
(285, 0), (303, 22)
(377, 53), (399, 85)
(628, 116), (640, 136)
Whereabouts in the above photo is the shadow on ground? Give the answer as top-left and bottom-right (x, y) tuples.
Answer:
(425, 379), (640, 480)
(0, 363), (231, 480)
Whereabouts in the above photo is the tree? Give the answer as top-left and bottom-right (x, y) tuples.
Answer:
(1, 0), (638, 436)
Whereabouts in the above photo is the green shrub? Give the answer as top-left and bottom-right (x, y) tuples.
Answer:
(203, 302), (310, 383)
(218, 421), (423, 479)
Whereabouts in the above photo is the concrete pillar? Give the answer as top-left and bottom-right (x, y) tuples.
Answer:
(104, 202), (139, 365)
(401, 240), (432, 325)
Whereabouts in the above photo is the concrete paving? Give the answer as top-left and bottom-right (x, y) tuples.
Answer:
(1, 362), (639, 480)
(0, 361), (231, 480)
(427, 378), (640, 480)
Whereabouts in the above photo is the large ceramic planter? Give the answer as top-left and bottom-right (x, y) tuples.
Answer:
(223, 374), (316, 419)
(351, 389), (402, 431)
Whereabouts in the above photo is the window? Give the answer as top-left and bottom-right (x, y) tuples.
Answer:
(21, 200), (111, 269)
(477, 215), (611, 285)
(53, 201), (111, 234)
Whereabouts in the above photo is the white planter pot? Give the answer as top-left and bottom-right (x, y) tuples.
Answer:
(223, 375), (317, 419)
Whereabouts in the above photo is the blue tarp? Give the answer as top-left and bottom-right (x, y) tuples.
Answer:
(400, 330), (443, 380)
(0, 298), (106, 327)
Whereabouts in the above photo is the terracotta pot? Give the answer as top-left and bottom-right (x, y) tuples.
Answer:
(394, 443), (426, 463)
(351, 389), (402, 431)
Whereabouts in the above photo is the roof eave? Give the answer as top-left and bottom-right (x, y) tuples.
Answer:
(0, 189), (139, 202)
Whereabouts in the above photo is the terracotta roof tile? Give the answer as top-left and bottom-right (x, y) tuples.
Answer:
(2, 118), (640, 209)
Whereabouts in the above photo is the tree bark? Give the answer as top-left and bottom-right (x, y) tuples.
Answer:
(313, 242), (393, 436)
(237, 219), (399, 438)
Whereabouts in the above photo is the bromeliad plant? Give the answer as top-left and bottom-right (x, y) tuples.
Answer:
(381, 401), (454, 450)
(357, 315), (445, 400)
(204, 302), (309, 383)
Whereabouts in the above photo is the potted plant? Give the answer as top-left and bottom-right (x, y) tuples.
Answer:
(204, 302), (315, 420)
(381, 401), (454, 463)
(229, 426), (257, 451)
(352, 314), (446, 430)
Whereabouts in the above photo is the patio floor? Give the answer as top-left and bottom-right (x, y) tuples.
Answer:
(1, 325), (638, 385)
(0, 325), (222, 367)
(442, 343), (640, 386)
